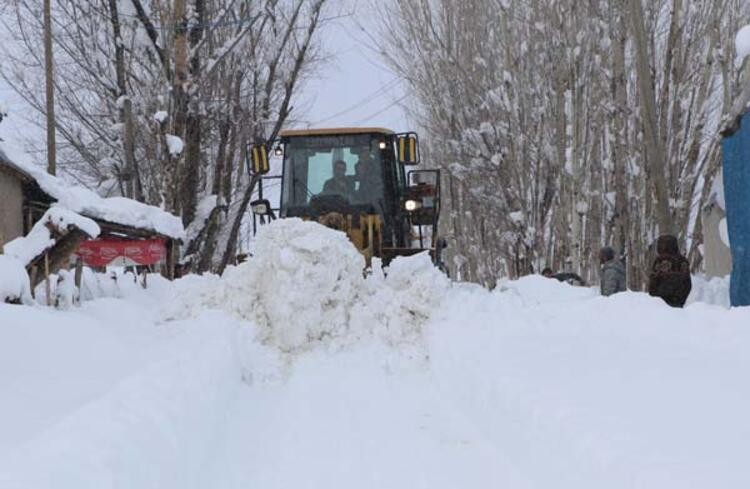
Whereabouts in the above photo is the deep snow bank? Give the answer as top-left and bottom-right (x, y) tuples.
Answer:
(429, 276), (750, 489)
(165, 219), (449, 356)
(0, 255), (31, 303)
(0, 310), (243, 489)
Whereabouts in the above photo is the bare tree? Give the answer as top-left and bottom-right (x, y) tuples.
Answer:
(378, 0), (748, 287)
(1, 0), (331, 272)
(627, 0), (671, 235)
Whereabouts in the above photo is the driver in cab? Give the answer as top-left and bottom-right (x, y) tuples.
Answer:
(322, 160), (354, 200)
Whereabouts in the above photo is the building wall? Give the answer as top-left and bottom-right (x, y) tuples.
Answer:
(703, 202), (732, 279)
(0, 170), (24, 248)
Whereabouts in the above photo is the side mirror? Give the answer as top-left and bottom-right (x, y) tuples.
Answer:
(396, 133), (419, 166)
(249, 143), (270, 175)
(250, 198), (274, 218)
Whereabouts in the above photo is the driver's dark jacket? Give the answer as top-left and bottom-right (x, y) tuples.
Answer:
(322, 177), (354, 199)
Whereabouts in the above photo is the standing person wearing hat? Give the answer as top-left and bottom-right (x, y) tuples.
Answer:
(648, 235), (692, 308)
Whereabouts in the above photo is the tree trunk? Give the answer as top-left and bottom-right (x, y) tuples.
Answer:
(181, 0), (206, 226)
(108, 0), (139, 200)
(218, 175), (260, 274)
(171, 0), (188, 215)
(612, 5), (629, 255)
(218, 174), (260, 274)
(627, 0), (672, 235)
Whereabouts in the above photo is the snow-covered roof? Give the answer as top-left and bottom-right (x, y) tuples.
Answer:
(0, 147), (185, 240)
(0, 147), (34, 181)
(3, 206), (101, 266)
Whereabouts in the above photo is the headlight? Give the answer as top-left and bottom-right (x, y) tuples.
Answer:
(252, 202), (268, 214)
(404, 199), (421, 212)
(378, 141), (387, 150)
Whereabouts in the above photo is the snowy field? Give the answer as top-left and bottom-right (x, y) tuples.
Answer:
(1, 220), (749, 489)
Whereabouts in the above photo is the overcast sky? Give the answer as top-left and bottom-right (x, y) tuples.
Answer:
(0, 0), (409, 163)
(298, 0), (409, 131)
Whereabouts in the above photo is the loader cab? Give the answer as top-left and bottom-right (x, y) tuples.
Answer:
(249, 127), (443, 267)
(277, 128), (407, 248)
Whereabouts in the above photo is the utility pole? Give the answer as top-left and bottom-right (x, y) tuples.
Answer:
(43, 0), (56, 175)
(627, 0), (672, 235)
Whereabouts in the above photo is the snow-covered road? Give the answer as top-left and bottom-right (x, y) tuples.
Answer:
(2, 221), (750, 488)
(200, 343), (520, 489)
(430, 280), (750, 488)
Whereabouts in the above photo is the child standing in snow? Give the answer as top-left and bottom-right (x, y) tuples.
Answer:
(599, 247), (627, 296)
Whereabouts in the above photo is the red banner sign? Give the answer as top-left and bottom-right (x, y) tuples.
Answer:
(76, 239), (167, 267)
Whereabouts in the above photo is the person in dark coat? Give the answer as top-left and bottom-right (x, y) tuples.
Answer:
(599, 246), (627, 296)
(648, 235), (692, 308)
(542, 267), (586, 286)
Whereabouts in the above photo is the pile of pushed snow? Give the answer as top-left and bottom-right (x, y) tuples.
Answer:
(3, 206), (100, 265)
(0, 255), (31, 303)
(165, 218), (365, 353)
(165, 219), (449, 355)
(351, 253), (449, 350)
(496, 275), (597, 307)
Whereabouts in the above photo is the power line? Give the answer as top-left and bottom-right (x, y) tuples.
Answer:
(352, 94), (409, 125)
(110, 10), (353, 32)
(310, 76), (401, 126)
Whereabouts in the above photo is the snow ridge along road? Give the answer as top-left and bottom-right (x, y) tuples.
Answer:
(2, 219), (750, 488)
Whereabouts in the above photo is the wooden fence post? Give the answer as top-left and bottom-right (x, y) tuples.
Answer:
(44, 252), (51, 306)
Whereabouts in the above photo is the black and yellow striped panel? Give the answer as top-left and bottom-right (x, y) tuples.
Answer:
(251, 145), (270, 174)
(397, 135), (418, 164)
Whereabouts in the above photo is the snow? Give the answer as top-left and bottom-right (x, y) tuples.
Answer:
(688, 275), (731, 308)
(1, 220), (750, 488)
(115, 95), (129, 109)
(153, 110), (169, 123)
(0, 147), (185, 240)
(166, 134), (184, 156)
(509, 210), (524, 223)
(166, 219), (448, 355)
(0, 255), (31, 303)
(429, 280), (750, 488)
(0, 313), (240, 489)
(3, 206), (100, 266)
(53, 270), (79, 309)
(185, 194), (220, 244)
(736, 25), (750, 64)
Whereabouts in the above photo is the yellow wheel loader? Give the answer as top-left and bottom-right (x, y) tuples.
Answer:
(248, 127), (446, 270)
